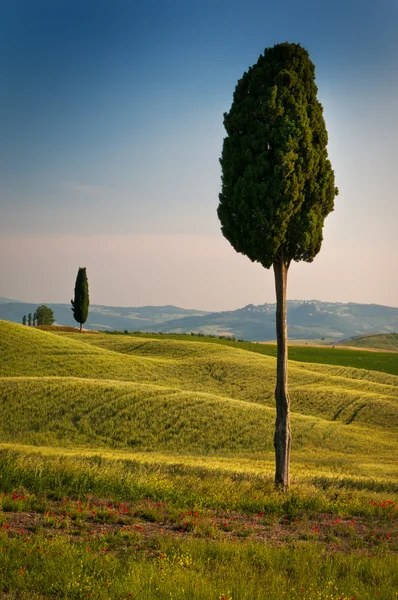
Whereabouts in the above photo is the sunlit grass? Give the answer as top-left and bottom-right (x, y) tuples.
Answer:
(97, 329), (398, 375)
(1, 323), (396, 432)
(0, 448), (397, 517)
(339, 333), (398, 352)
(0, 321), (397, 598)
(2, 528), (396, 600)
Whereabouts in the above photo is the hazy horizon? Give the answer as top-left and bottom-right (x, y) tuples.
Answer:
(2, 270), (397, 314)
(1, 0), (397, 311)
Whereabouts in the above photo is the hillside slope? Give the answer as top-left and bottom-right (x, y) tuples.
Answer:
(340, 333), (398, 351)
(0, 302), (208, 332)
(0, 322), (397, 460)
(1, 298), (397, 340)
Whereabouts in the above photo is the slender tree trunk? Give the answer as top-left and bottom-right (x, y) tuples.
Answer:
(79, 323), (83, 332)
(273, 254), (291, 490)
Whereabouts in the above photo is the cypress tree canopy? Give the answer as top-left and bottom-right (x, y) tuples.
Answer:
(218, 42), (338, 268)
(71, 267), (89, 328)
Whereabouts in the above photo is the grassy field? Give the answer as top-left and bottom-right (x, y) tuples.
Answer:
(0, 321), (397, 599)
(339, 333), (398, 352)
(107, 330), (398, 376)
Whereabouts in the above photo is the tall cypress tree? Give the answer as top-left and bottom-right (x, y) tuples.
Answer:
(27, 313), (32, 327)
(71, 267), (89, 332)
(218, 43), (338, 489)
(22, 315), (27, 326)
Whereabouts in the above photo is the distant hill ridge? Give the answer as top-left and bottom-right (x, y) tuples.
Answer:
(0, 297), (397, 342)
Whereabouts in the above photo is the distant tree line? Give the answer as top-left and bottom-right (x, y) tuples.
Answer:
(22, 305), (55, 327)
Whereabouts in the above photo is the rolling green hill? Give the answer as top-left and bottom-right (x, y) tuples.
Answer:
(114, 331), (398, 376)
(340, 332), (398, 351)
(0, 321), (397, 459)
(1, 320), (397, 599)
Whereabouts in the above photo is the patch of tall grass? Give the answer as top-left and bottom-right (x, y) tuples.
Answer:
(1, 529), (396, 599)
(0, 449), (397, 516)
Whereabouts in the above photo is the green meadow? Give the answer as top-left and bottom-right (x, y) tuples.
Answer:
(0, 321), (397, 599)
(118, 331), (398, 376)
(338, 333), (398, 352)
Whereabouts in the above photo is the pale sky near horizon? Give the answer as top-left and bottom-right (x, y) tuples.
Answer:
(1, 0), (397, 311)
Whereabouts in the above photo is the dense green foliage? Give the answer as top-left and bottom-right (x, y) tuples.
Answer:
(71, 266), (89, 328)
(218, 42), (338, 267)
(218, 42), (339, 488)
(34, 304), (55, 326)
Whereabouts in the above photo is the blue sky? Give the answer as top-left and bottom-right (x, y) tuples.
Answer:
(1, 0), (397, 309)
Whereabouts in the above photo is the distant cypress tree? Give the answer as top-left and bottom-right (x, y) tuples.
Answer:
(33, 311), (38, 327)
(28, 313), (32, 327)
(71, 267), (89, 332)
(22, 315), (27, 326)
